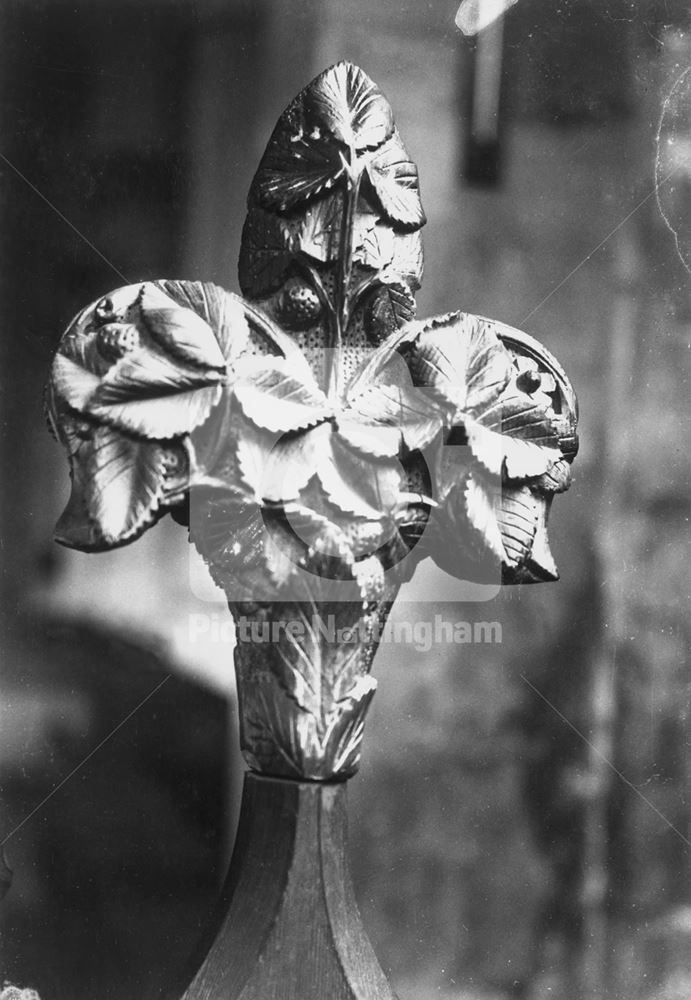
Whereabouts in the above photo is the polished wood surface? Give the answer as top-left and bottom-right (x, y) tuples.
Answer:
(170, 773), (396, 1000)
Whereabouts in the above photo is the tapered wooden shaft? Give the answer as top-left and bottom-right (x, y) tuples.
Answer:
(173, 773), (396, 1000)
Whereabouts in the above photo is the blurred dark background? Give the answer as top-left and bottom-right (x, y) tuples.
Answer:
(1, 2), (689, 999)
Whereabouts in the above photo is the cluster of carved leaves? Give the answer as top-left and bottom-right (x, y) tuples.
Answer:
(46, 278), (577, 588)
(46, 61), (578, 780)
(47, 281), (282, 550)
(238, 61), (425, 363)
(392, 312), (578, 584)
(231, 598), (395, 780)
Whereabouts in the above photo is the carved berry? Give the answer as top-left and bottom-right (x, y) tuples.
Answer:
(365, 282), (415, 345)
(364, 290), (397, 345)
(94, 296), (116, 324)
(517, 368), (542, 394)
(96, 323), (140, 361)
(277, 280), (322, 330)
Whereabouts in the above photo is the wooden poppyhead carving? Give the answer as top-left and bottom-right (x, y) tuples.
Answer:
(46, 62), (578, 780)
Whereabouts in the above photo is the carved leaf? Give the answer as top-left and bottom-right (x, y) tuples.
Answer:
(84, 428), (168, 544)
(304, 61), (394, 151)
(476, 383), (560, 447)
(237, 422), (330, 502)
(238, 208), (301, 297)
(55, 424), (167, 550)
(51, 354), (101, 412)
(524, 497), (559, 581)
(364, 280), (416, 343)
(298, 192), (343, 262)
(390, 230), (424, 290)
(492, 319), (580, 459)
(406, 312), (514, 415)
(464, 474), (505, 560)
(318, 436), (402, 520)
(465, 419), (561, 479)
(265, 531), (299, 588)
(272, 607), (324, 717)
(214, 293), (252, 367)
(190, 488), (270, 595)
(234, 361), (333, 433)
(59, 326), (108, 377)
(282, 502), (353, 561)
(534, 457), (572, 494)
(429, 431), (473, 505)
(496, 485), (539, 568)
(139, 284), (227, 372)
(352, 554), (386, 601)
(252, 120), (345, 212)
(344, 382), (442, 453)
(322, 673), (378, 774)
(353, 220), (396, 271)
(52, 282), (257, 443)
(88, 350), (224, 438)
(366, 131), (426, 229)
(148, 281), (251, 367)
(335, 416), (401, 458)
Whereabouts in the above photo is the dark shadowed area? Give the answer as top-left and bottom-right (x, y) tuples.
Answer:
(1, 2), (689, 999)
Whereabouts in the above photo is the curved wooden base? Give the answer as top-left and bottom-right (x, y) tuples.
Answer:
(170, 773), (396, 1000)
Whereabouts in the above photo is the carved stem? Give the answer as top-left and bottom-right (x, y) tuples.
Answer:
(228, 597), (396, 782)
(329, 163), (362, 401)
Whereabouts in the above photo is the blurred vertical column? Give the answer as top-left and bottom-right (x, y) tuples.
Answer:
(640, 21), (691, 996)
(581, 226), (640, 1000)
(456, 0), (511, 186)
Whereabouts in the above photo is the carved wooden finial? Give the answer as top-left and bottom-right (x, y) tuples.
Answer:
(45, 62), (578, 998)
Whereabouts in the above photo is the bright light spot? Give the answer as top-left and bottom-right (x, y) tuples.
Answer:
(455, 0), (520, 36)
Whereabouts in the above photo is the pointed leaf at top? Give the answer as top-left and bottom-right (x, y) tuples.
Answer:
(304, 62), (394, 151)
(366, 131), (426, 230)
(139, 284), (227, 373)
(251, 113), (345, 212)
(233, 360), (333, 433)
